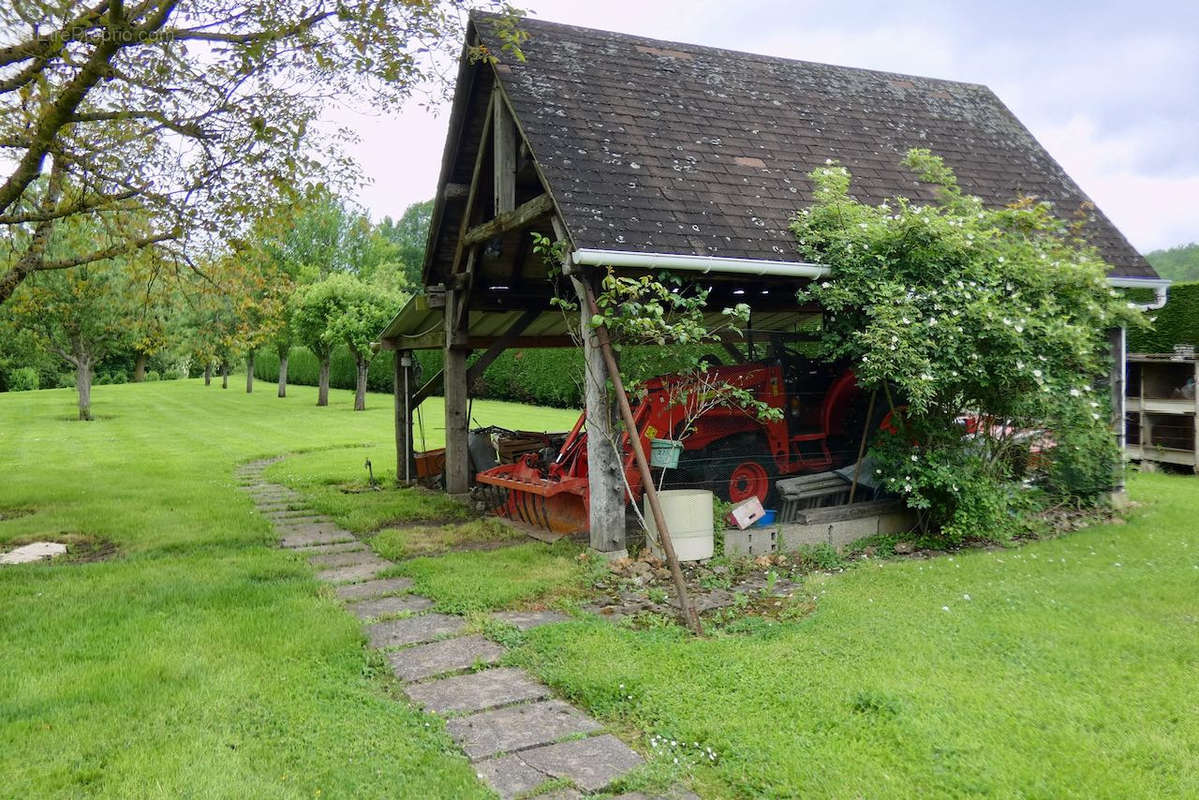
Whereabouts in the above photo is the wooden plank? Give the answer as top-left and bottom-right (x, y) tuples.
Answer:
(493, 93), (516, 215)
(443, 286), (471, 496)
(394, 351), (416, 485)
(463, 194), (553, 247)
(449, 93), (495, 278)
(466, 309), (540, 388)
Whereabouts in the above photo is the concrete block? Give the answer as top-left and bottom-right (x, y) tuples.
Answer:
(878, 510), (916, 536)
(778, 522), (827, 551)
(825, 515), (880, 548)
(723, 527), (777, 556)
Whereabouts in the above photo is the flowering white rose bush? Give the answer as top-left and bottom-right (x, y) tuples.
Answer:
(792, 149), (1143, 542)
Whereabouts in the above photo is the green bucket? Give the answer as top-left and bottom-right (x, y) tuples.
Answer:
(649, 438), (684, 469)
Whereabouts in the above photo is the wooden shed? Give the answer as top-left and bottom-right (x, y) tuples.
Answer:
(378, 14), (1167, 553)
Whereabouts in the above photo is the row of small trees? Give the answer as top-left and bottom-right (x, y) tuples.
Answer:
(0, 191), (430, 419)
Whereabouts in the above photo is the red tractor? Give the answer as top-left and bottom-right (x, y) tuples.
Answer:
(475, 354), (864, 535)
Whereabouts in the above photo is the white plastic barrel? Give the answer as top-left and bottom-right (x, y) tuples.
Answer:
(645, 489), (715, 561)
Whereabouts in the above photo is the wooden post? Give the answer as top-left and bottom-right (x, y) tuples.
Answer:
(581, 282), (702, 635)
(394, 350), (416, 486)
(493, 92), (516, 215)
(571, 273), (627, 555)
(1109, 326), (1127, 491)
(444, 285), (471, 496)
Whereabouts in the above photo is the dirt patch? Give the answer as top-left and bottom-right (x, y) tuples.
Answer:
(4, 533), (120, 563)
(584, 549), (810, 629)
(0, 506), (35, 521)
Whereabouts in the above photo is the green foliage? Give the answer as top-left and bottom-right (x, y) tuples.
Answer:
(793, 150), (1137, 540)
(145, 370), (161, 382)
(1144, 242), (1199, 282)
(7, 366), (38, 391)
(1042, 394), (1120, 502)
(376, 199), (434, 289)
(1128, 281), (1199, 353)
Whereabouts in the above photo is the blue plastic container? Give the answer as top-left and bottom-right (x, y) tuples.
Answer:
(755, 509), (777, 527)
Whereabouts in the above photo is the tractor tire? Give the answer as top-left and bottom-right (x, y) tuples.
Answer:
(704, 435), (777, 506)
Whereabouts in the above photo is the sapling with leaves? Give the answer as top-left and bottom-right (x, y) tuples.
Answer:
(325, 275), (405, 411)
(792, 149), (1143, 541)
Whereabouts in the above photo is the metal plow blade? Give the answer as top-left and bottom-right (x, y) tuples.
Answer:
(475, 464), (589, 536)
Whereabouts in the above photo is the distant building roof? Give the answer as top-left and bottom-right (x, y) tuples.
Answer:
(460, 14), (1154, 279)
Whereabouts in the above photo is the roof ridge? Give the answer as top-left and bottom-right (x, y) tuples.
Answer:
(471, 11), (993, 93)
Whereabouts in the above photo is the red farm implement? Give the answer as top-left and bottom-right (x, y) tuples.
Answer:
(475, 355), (866, 535)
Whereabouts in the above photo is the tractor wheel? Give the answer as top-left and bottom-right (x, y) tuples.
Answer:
(704, 436), (777, 506)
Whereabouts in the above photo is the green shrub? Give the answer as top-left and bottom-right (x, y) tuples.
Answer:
(145, 370), (161, 382)
(56, 372), (75, 389)
(7, 367), (39, 391)
(252, 343), (721, 408)
(1041, 395), (1118, 502)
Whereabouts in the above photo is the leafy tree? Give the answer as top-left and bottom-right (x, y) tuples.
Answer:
(292, 277), (344, 406)
(292, 273), (403, 410)
(327, 277), (405, 411)
(792, 149), (1143, 541)
(1145, 242), (1199, 282)
(0, 0), (524, 305)
(5, 261), (139, 419)
(377, 199), (434, 289)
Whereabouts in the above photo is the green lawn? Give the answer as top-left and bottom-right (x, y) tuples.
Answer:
(2, 380), (1197, 799)
(508, 474), (1199, 798)
(0, 380), (578, 799)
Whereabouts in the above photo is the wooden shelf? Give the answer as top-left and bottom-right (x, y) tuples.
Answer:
(1125, 354), (1199, 473)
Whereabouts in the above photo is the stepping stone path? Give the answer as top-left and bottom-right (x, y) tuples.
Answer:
(235, 458), (691, 800)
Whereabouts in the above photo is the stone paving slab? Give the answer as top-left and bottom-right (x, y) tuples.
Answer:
(405, 667), (548, 715)
(275, 523), (345, 537)
(266, 514), (331, 525)
(1, 541), (68, 565)
(280, 529), (356, 548)
(387, 635), (505, 682)
(335, 576), (413, 601)
(293, 540), (367, 555)
(367, 614), (466, 648)
(491, 610), (572, 630)
(308, 549), (382, 569)
(317, 561), (390, 584)
(519, 734), (644, 792)
(611, 791), (701, 800)
(445, 700), (602, 759)
(473, 755), (551, 800)
(347, 593), (432, 620)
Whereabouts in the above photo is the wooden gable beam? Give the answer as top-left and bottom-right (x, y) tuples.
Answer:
(466, 308), (539, 387)
(463, 193), (553, 247)
(493, 95), (516, 215)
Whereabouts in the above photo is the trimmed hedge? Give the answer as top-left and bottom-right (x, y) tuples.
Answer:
(254, 343), (723, 408)
(1128, 281), (1199, 353)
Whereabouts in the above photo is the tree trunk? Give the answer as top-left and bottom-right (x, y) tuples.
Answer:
(204, 363), (212, 386)
(75, 360), (93, 421)
(245, 353), (254, 393)
(277, 354), (288, 398)
(317, 356), (330, 406)
(133, 352), (147, 382)
(221, 361), (229, 389)
(354, 355), (369, 411)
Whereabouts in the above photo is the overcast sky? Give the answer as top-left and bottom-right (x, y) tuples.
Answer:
(336, 0), (1198, 253)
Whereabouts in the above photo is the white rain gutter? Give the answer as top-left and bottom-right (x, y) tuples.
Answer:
(571, 248), (831, 278)
(1108, 276), (1171, 311)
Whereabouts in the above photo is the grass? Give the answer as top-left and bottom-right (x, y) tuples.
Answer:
(3, 379), (1198, 799)
(370, 518), (527, 561)
(392, 540), (587, 614)
(507, 473), (1199, 799)
(0, 380), (578, 799)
